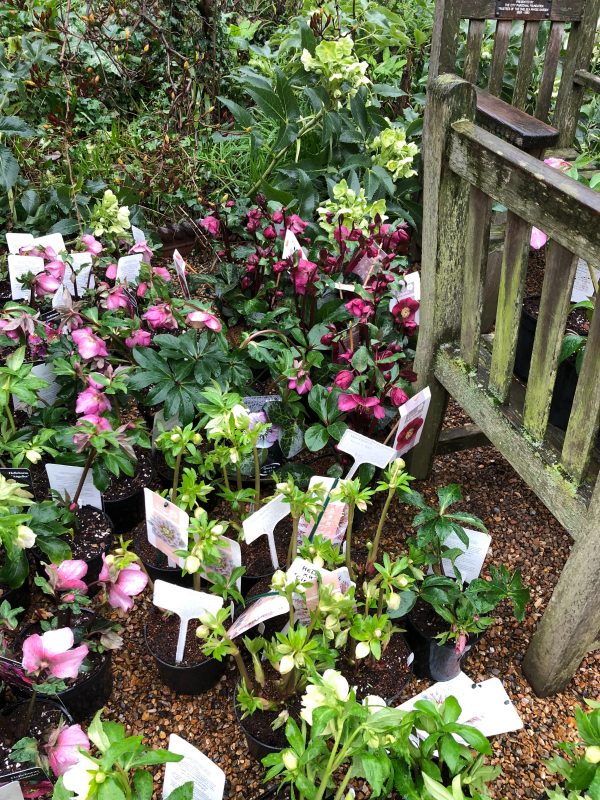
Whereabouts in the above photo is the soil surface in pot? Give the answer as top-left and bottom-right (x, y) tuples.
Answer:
(132, 520), (176, 570)
(341, 633), (413, 702)
(146, 605), (211, 668)
(236, 662), (302, 750)
(104, 447), (153, 502)
(0, 701), (65, 772)
(240, 518), (292, 578)
(523, 296), (590, 338)
(70, 506), (113, 561)
(409, 598), (447, 637)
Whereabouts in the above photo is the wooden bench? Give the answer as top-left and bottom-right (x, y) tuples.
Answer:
(411, 74), (600, 696)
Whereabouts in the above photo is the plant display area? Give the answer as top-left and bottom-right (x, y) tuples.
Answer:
(1, 2), (600, 800)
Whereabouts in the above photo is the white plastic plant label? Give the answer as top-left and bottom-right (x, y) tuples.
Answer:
(116, 254), (143, 284)
(394, 386), (431, 456)
(333, 282), (356, 292)
(389, 271), (421, 323)
(242, 494), (290, 570)
(287, 557), (353, 625)
(163, 735), (225, 800)
(282, 229), (306, 260)
(226, 594), (289, 639)
(32, 233), (65, 255)
(441, 528), (492, 583)
(6, 233), (34, 254)
(131, 225), (146, 244)
(297, 476), (348, 546)
(173, 249), (191, 299)
(338, 429), (397, 480)
(52, 283), (73, 311)
(12, 364), (60, 411)
(571, 258), (599, 302)
(144, 488), (188, 568)
(8, 255), (44, 300)
(0, 782), (25, 800)
(45, 464), (102, 510)
(63, 252), (94, 296)
(153, 581), (223, 665)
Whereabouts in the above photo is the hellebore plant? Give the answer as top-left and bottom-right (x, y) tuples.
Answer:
(10, 720), (91, 780)
(0, 346), (50, 433)
(154, 422), (204, 505)
(274, 475), (327, 568)
(545, 700), (600, 799)
(0, 474), (35, 588)
(366, 458), (413, 572)
(176, 509), (230, 591)
(330, 478), (374, 578)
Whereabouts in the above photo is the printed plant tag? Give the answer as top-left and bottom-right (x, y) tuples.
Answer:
(52, 283), (73, 311)
(441, 528), (492, 583)
(153, 581), (223, 664)
(394, 387), (431, 456)
(163, 735), (225, 800)
(333, 282), (356, 292)
(0, 468), (32, 494)
(282, 229), (306, 260)
(242, 494), (290, 570)
(32, 233), (65, 255)
(202, 536), (242, 591)
(297, 476), (348, 546)
(338, 429), (397, 480)
(287, 557), (353, 625)
(571, 258), (599, 302)
(116, 254), (143, 284)
(0, 781), (25, 800)
(45, 464), (102, 510)
(132, 225), (146, 244)
(173, 249), (191, 299)
(226, 594), (289, 639)
(0, 770), (49, 793)
(64, 252), (94, 296)
(13, 363), (60, 411)
(388, 271), (421, 323)
(242, 395), (282, 449)
(6, 233), (34, 255)
(8, 255), (44, 300)
(144, 488), (188, 568)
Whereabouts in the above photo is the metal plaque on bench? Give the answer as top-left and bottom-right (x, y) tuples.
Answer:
(495, 0), (552, 19)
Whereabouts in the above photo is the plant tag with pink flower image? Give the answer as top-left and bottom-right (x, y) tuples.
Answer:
(8, 255), (44, 300)
(12, 363), (60, 411)
(338, 429), (397, 480)
(63, 252), (95, 296)
(243, 494), (291, 570)
(226, 594), (289, 639)
(172, 250), (191, 299)
(287, 557), (353, 625)
(116, 254), (143, 284)
(153, 581), (223, 664)
(31, 233), (65, 254)
(45, 464), (103, 510)
(6, 233), (34, 254)
(394, 386), (431, 456)
(282, 229), (306, 260)
(242, 395), (282, 449)
(389, 271), (421, 324)
(163, 734), (225, 800)
(0, 769), (49, 796)
(144, 488), (188, 568)
(297, 476), (348, 546)
(571, 258), (599, 302)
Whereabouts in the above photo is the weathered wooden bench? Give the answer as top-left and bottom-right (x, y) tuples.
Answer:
(411, 73), (600, 696)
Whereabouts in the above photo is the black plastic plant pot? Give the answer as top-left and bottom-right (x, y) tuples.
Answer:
(103, 488), (145, 536)
(142, 558), (193, 589)
(404, 618), (481, 682)
(241, 571), (273, 598)
(514, 296), (580, 432)
(144, 624), (225, 695)
(233, 692), (283, 761)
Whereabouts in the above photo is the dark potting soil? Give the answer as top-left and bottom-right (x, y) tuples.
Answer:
(409, 598), (448, 637)
(340, 633), (413, 703)
(236, 662), (302, 750)
(71, 506), (113, 561)
(240, 518), (292, 578)
(29, 460), (51, 501)
(145, 605), (211, 668)
(0, 701), (65, 772)
(132, 521), (174, 570)
(523, 296), (590, 338)
(103, 448), (153, 501)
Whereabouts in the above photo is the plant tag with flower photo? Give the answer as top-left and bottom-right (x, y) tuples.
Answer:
(45, 464), (103, 510)
(352, 253), (381, 282)
(571, 258), (599, 302)
(63, 252), (95, 296)
(287, 558), (353, 625)
(297, 476), (348, 546)
(132, 225), (146, 244)
(338, 429), (397, 480)
(116, 254), (143, 284)
(440, 528), (492, 583)
(32, 233), (65, 254)
(282, 229), (306, 260)
(242, 494), (290, 570)
(12, 363), (60, 411)
(144, 488), (188, 568)
(0, 468), (33, 494)
(226, 594), (289, 639)
(393, 386), (431, 456)
(6, 233), (34, 254)
(163, 735), (225, 800)
(388, 271), (421, 324)
(242, 395), (282, 449)
(201, 536), (242, 591)
(153, 581), (223, 664)
(173, 250), (191, 299)
(8, 255), (44, 300)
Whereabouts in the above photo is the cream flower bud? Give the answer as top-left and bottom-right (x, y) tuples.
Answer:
(282, 750), (298, 771)
(387, 592), (400, 611)
(196, 624), (210, 639)
(397, 575), (409, 588)
(185, 555), (201, 573)
(212, 524), (224, 535)
(15, 525), (36, 549)
(271, 570), (286, 589)
(25, 449), (41, 464)
(278, 655), (295, 675)
(585, 746), (600, 763)
(355, 641), (370, 659)
(313, 555), (324, 569)
(170, 433), (181, 442)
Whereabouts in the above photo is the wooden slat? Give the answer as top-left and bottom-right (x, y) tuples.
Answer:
(488, 20), (512, 95)
(464, 19), (486, 83)
(460, 186), (492, 366)
(458, 0), (583, 20)
(535, 22), (565, 120)
(512, 21), (541, 108)
(448, 121), (600, 265)
(488, 212), (531, 401)
(429, 0), (462, 80)
(436, 424), (491, 454)
(476, 87), (560, 149)
(561, 301), (600, 482)
(574, 69), (600, 93)
(522, 242), (578, 441)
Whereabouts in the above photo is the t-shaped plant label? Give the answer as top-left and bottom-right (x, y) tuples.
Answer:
(153, 580), (223, 664)
(242, 494), (290, 570)
(297, 476), (348, 546)
(173, 249), (191, 299)
(282, 229), (306, 260)
(226, 594), (289, 639)
(338, 429), (397, 480)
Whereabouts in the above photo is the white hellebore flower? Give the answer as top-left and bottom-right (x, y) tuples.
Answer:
(25, 449), (42, 464)
(322, 669), (350, 701)
(62, 752), (102, 800)
(355, 641), (371, 659)
(300, 669), (350, 727)
(271, 570), (286, 589)
(282, 749), (298, 771)
(387, 591), (400, 611)
(278, 654), (296, 675)
(15, 525), (36, 550)
(362, 695), (386, 713)
(185, 555), (201, 574)
(231, 404), (250, 429)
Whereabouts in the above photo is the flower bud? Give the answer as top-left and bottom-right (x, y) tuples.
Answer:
(170, 433), (181, 442)
(15, 525), (36, 550)
(105, 555), (115, 565)
(313, 555), (324, 569)
(193, 433), (202, 444)
(355, 641), (370, 659)
(212, 524), (224, 535)
(387, 592), (400, 611)
(25, 449), (41, 464)
(397, 575), (409, 588)
(196, 624), (210, 639)
(282, 750), (298, 771)
(271, 570), (286, 589)
(185, 555), (201, 573)
(585, 746), (600, 763)
(374, 628), (382, 638)
(278, 654), (295, 674)
(95, 773), (106, 784)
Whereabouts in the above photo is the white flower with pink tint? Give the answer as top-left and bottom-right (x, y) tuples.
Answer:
(81, 235), (103, 256)
(125, 329), (152, 349)
(45, 560), (89, 593)
(98, 555), (148, 612)
(22, 628), (88, 680)
(46, 723), (91, 777)
(186, 309), (222, 332)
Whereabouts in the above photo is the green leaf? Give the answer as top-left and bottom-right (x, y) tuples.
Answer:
(19, 189), (40, 216)
(98, 778), (126, 800)
(350, 91), (370, 139)
(559, 334), (586, 364)
(87, 711), (111, 752)
(356, 751), (391, 795)
(437, 484), (462, 514)
(305, 423), (329, 452)
(0, 146), (19, 190)
(421, 772), (454, 800)
(164, 783), (194, 800)
(218, 96), (255, 130)
(132, 770), (153, 800)
(0, 116), (34, 137)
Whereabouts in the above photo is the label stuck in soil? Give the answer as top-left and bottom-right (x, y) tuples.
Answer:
(153, 580), (223, 664)
(571, 258), (599, 302)
(282, 229), (306, 260)
(163, 734), (225, 800)
(8, 255), (44, 301)
(287, 557), (353, 625)
(144, 488), (188, 568)
(440, 528), (492, 583)
(338, 429), (397, 479)
(63, 252), (94, 296)
(46, 464), (103, 510)
(297, 476), (348, 546)
(202, 536), (242, 591)
(132, 225), (146, 244)
(116, 254), (143, 284)
(393, 386), (431, 456)
(226, 594), (289, 639)
(242, 395), (282, 449)
(6, 233), (34, 254)
(0, 781), (25, 800)
(242, 494), (290, 570)
(388, 270), (421, 323)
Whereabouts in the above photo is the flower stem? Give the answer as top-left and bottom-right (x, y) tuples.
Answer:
(333, 766), (353, 800)
(4, 403), (16, 434)
(367, 486), (394, 569)
(221, 466), (230, 493)
(287, 515), (299, 569)
(235, 464), (242, 492)
(193, 572), (201, 592)
(345, 503), (355, 579)
(72, 451), (95, 506)
(171, 452), (182, 504)
(232, 645), (254, 692)
(253, 446), (261, 509)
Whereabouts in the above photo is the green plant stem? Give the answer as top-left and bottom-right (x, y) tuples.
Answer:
(253, 445), (261, 509)
(333, 766), (353, 800)
(232, 645), (254, 692)
(235, 464), (242, 492)
(72, 451), (95, 506)
(315, 725), (344, 800)
(221, 466), (230, 492)
(171, 452), (182, 504)
(20, 688), (37, 740)
(4, 403), (16, 435)
(193, 572), (201, 592)
(367, 486), (394, 568)
(287, 515), (300, 569)
(345, 503), (355, 579)
(377, 585), (385, 617)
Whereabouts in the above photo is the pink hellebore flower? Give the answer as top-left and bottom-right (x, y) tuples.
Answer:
(186, 310), (222, 332)
(531, 157), (574, 249)
(129, 241), (153, 264)
(338, 393), (386, 419)
(45, 260), (66, 280)
(142, 303), (178, 330)
(136, 282), (148, 298)
(391, 298), (419, 333)
(71, 327), (109, 359)
(390, 387), (409, 407)
(288, 360), (312, 396)
(76, 414), (112, 432)
(125, 329), (152, 348)
(105, 286), (131, 311)
(81, 234), (103, 256)
(455, 633), (468, 655)
(200, 215), (220, 236)
(286, 214), (308, 235)
(152, 266), (171, 282)
(98, 556), (148, 612)
(345, 298), (374, 319)
(34, 272), (62, 297)
(334, 370), (354, 390)
(105, 263), (118, 280)
(46, 724), (91, 778)
(22, 628), (88, 680)
(75, 386), (111, 416)
(291, 258), (318, 295)
(45, 560), (89, 593)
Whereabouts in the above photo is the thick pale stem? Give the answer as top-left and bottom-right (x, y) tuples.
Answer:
(193, 572), (201, 592)
(72, 451), (95, 506)
(171, 452), (183, 504)
(253, 446), (261, 509)
(345, 504), (355, 579)
(287, 515), (300, 569)
(221, 466), (230, 493)
(368, 487), (394, 568)
(235, 464), (242, 492)
(232, 645), (254, 692)
(5, 403), (16, 434)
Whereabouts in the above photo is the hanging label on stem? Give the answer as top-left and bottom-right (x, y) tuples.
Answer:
(144, 488), (188, 568)
(297, 476), (348, 546)
(393, 386), (431, 456)
(45, 464), (103, 510)
(226, 594), (289, 639)
(131, 225), (146, 245)
(173, 249), (191, 299)
(242, 494), (290, 570)
(116, 254), (143, 284)
(338, 429), (397, 480)
(287, 557), (353, 625)
(8, 255), (44, 301)
(163, 735), (225, 800)
(388, 270), (421, 323)
(282, 229), (306, 260)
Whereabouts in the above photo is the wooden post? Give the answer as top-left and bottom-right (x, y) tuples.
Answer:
(410, 75), (476, 479)
(523, 475), (600, 696)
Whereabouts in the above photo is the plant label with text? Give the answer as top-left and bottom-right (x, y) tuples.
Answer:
(64, 252), (94, 296)
(287, 557), (353, 625)
(338, 429), (397, 480)
(131, 225), (146, 244)
(0, 468), (32, 494)
(6, 233), (34, 255)
(388, 271), (421, 323)
(226, 594), (289, 639)
(0, 782), (25, 800)
(571, 258), (599, 302)
(116, 254), (143, 284)
(153, 580), (223, 664)
(45, 464), (102, 510)
(8, 255), (44, 301)
(297, 476), (348, 546)
(441, 528), (492, 583)
(163, 735), (225, 800)
(394, 387), (431, 456)
(282, 230), (306, 260)
(144, 488), (188, 568)
(242, 494), (290, 570)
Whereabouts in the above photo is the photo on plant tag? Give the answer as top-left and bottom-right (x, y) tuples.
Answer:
(144, 488), (189, 565)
